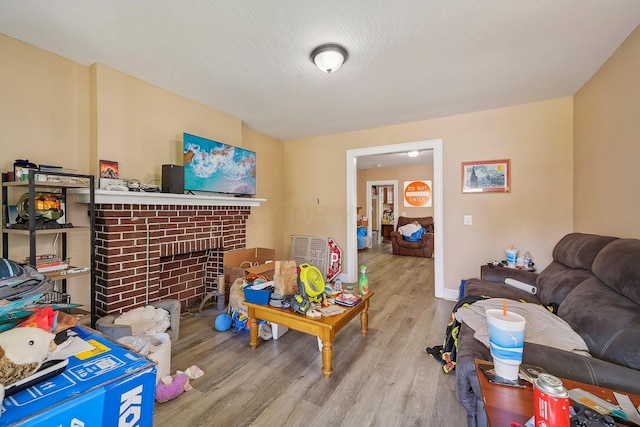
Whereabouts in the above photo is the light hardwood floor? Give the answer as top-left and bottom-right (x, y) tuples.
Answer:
(153, 242), (467, 426)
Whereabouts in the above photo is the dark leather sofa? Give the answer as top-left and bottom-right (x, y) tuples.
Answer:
(390, 216), (434, 258)
(454, 233), (640, 427)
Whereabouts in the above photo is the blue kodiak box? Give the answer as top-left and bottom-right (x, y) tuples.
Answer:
(1, 326), (157, 427)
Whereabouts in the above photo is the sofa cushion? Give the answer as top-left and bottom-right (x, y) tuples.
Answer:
(591, 238), (640, 305)
(534, 233), (618, 307)
(558, 277), (640, 370)
(535, 262), (593, 307)
(551, 233), (618, 270)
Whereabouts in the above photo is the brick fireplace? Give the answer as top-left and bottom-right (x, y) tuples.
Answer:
(76, 191), (264, 317)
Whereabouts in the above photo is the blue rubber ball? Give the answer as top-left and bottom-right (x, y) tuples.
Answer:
(214, 313), (232, 332)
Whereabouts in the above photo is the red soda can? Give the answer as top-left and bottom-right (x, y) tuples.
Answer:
(533, 373), (570, 427)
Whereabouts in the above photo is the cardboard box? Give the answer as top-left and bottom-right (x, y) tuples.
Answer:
(1, 326), (156, 427)
(244, 262), (276, 279)
(223, 247), (275, 285)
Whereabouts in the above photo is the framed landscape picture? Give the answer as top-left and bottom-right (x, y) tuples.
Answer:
(462, 159), (510, 193)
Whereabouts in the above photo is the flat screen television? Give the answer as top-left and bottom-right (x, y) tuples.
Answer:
(183, 133), (256, 196)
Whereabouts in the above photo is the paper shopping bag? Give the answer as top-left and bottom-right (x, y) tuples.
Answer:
(274, 260), (298, 296)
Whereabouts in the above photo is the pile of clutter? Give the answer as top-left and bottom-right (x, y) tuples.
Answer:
(112, 305), (171, 335)
(216, 277), (273, 340)
(214, 262), (370, 340)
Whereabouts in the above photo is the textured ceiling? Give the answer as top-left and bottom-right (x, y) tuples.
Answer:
(357, 150), (434, 170)
(1, 1), (640, 143)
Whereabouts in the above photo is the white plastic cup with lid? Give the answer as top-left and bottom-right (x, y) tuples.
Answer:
(506, 248), (518, 268)
(486, 308), (526, 380)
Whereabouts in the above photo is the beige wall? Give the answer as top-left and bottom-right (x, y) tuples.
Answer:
(242, 126), (286, 255)
(285, 99), (574, 291)
(91, 64), (287, 255)
(0, 34), (91, 175)
(10, 25), (638, 297)
(573, 25), (640, 238)
(91, 64), (243, 184)
(0, 34), (286, 309)
(358, 164), (435, 223)
(1, 34), (93, 303)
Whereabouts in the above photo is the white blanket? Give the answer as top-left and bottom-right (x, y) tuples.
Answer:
(455, 298), (590, 355)
(114, 305), (171, 336)
(397, 221), (422, 237)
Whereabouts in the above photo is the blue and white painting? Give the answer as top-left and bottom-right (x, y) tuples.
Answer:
(183, 133), (256, 195)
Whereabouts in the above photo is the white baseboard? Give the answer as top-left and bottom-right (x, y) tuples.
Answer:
(443, 288), (460, 301)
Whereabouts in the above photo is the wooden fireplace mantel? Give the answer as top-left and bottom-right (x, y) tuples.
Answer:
(69, 188), (266, 207)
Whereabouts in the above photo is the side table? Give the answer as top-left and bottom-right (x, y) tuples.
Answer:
(381, 223), (394, 241)
(475, 359), (640, 426)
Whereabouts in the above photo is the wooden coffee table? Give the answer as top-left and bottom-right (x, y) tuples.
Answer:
(475, 359), (640, 426)
(244, 292), (373, 379)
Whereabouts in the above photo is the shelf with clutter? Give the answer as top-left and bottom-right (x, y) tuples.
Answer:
(356, 207), (371, 248)
(2, 166), (96, 327)
(356, 206), (368, 227)
(381, 208), (394, 224)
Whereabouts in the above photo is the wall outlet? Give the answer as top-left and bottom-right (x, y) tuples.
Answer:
(464, 215), (473, 225)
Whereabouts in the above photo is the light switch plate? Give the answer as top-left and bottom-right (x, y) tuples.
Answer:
(464, 215), (473, 225)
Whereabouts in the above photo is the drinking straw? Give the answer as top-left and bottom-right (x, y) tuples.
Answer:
(503, 300), (507, 317)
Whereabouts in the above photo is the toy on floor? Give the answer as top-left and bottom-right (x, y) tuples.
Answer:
(179, 365), (204, 380)
(155, 373), (192, 402)
(0, 327), (56, 413)
(214, 313), (232, 331)
(155, 365), (204, 403)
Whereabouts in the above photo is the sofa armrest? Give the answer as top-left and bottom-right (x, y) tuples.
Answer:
(480, 265), (538, 285)
(523, 342), (640, 395)
(420, 231), (434, 244)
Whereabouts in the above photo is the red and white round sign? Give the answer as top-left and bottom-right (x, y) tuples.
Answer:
(404, 180), (432, 207)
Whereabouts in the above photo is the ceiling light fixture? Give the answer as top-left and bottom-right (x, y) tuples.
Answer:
(407, 151), (420, 158)
(310, 44), (348, 73)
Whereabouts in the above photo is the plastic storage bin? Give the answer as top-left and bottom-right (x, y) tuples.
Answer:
(271, 323), (289, 340)
(243, 287), (272, 305)
(118, 332), (171, 384)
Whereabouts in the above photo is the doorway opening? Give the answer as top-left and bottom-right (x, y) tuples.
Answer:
(346, 139), (445, 299)
(365, 181), (398, 246)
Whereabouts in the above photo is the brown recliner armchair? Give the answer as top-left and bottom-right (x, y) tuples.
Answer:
(390, 216), (434, 258)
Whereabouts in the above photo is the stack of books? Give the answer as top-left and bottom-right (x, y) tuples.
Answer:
(334, 292), (362, 307)
(30, 254), (69, 273)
